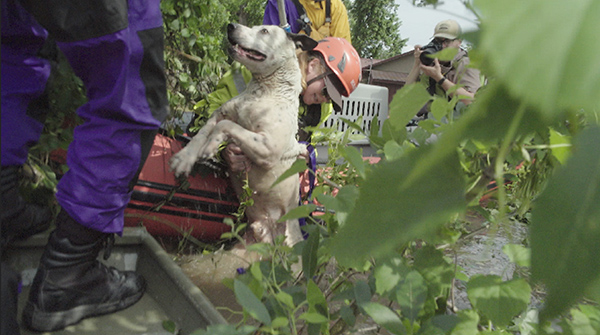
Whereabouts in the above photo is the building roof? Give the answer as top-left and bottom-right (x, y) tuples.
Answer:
(367, 70), (407, 84)
(361, 57), (386, 69)
(373, 49), (415, 68)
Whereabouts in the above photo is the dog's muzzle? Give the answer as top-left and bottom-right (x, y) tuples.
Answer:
(227, 23), (267, 62)
(229, 44), (267, 62)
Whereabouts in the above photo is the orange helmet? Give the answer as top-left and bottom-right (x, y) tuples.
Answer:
(312, 37), (362, 109)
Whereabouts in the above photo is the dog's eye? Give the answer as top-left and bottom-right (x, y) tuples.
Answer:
(260, 28), (269, 34)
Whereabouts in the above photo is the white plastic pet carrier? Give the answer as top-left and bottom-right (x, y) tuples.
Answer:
(316, 83), (389, 163)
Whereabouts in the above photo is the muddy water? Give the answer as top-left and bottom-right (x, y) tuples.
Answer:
(172, 217), (534, 331)
(176, 249), (251, 323)
(452, 218), (531, 310)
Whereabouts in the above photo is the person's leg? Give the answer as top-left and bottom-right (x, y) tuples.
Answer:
(1, 262), (21, 335)
(21, 211), (146, 332)
(17, 0), (168, 331)
(0, 167), (52, 249)
(1, 0), (53, 249)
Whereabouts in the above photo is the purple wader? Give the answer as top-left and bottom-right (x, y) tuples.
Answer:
(1, 0), (168, 233)
(263, 0), (302, 33)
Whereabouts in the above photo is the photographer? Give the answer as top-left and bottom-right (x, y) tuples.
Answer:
(406, 19), (481, 108)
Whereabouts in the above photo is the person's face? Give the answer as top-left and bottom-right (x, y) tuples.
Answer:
(302, 58), (330, 105)
(439, 38), (461, 50)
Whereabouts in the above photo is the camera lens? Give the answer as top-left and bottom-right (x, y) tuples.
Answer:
(419, 40), (443, 66)
(419, 49), (436, 66)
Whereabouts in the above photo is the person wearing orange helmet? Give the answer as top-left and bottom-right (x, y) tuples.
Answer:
(301, 37), (361, 112)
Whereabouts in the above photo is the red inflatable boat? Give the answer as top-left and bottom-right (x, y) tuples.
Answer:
(123, 133), (239, 241)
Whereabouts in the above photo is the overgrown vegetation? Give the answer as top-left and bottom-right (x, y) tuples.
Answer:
(192, 0), (600, 334)
(25, 0), (599, 334)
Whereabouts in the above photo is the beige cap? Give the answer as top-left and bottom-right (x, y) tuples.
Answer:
(433, 19), (462, 40)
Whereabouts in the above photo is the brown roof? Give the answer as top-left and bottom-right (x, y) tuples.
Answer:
(371, 49), (414, 68)
(367, 70), (407, 83)
(360, 57), (385, 69)
(361, 50), (415, 86)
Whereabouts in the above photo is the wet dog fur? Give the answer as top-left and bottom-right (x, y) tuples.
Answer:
(170, 23), (317, 252)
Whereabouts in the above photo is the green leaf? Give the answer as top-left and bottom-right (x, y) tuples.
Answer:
(340, 304), (356, 327)
(395, 270), (428, 323)
(250, 262), (263, 282)
(331, 145), (466, 267)
(315, 185), (359, 226)
(388, 84), (432, 130)
(190, 324), (257, 335)
(433, 47), (458, 62)
(549, 128), (572, 165)
(271, 316), (289, 328)
(578, 305), (600, 332)
(307, 279), (328, 317)
(450, 310), (480, 335)
(564, 307), (598, 335)
(302, 228), (320, 281)
(466, 275), (531, 327)
(462, 82), (550, 145)
(234, 279), (272, 326)
(430, 96), (453, 122)
(502, 244), (531, 268)
(342, 146), (366, 179)
(271, 158), (307, 188)
(339, 117), (366, 135)
(275, 291), (295, 309)
(383, 140), (407, 161)
(299, 312), (329, 324)
(162, 320), (177, 333)
(419, 314), (460, 335)
(374, 257), (411, 296)
(360, 302), (407, 335)
(354, 280), (372, 306)
(475, 0), (600, 114)
(530, 126), (600, 322)
(413, 246), (454, 298)
(278, 204), (317, 223)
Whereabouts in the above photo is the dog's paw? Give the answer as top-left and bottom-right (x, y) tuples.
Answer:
(169, 152), (195, 177)
(197, 140), (221, 160)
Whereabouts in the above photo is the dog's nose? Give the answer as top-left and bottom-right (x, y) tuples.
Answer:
(227, 23), (238, 34)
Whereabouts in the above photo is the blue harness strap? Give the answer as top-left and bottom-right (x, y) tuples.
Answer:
(298, 142), (317, 235)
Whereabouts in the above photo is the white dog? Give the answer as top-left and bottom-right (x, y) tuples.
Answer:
(170, 23), (317, 248)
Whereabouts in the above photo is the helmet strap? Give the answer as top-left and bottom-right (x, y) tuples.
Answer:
(305, 71), (330, 87)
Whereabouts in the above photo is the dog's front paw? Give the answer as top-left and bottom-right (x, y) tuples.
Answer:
(197, 137), (224, 160)
(169, 152), (196, 177)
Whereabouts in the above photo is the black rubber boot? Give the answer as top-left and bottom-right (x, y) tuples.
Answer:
(21, 211), (146, 332)
(1, 166), (52, 250)
(1, 262), (21, 335)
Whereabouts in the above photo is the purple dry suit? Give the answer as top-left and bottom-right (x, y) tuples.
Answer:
(263, 0), (302, 33)
(1, 0), (168, 233)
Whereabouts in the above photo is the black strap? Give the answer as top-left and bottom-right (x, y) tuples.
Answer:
(291, 0), (307, 16)
(292, 0), (332, 35)
(291, 0), (312, 35)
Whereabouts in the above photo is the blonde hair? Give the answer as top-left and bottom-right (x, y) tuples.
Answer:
(297, 50), (327, 92)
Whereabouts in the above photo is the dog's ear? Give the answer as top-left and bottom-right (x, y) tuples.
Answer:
(287, 32), (318, 51)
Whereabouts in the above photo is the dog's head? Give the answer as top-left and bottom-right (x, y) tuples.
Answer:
(227, 23), (318, 76)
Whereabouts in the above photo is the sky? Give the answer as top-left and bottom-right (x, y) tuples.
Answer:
(394, 0), (479, 52)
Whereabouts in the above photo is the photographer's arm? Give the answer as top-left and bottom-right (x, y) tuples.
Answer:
(420, 59), (475, 105)
(405, 45), (423, 85)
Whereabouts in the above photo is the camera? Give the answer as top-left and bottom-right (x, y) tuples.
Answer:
(419, 39), (444, 66)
